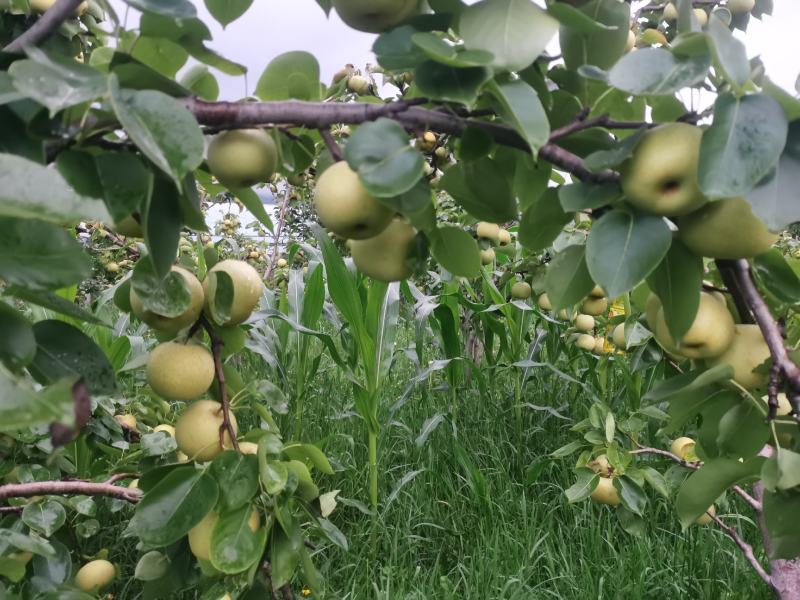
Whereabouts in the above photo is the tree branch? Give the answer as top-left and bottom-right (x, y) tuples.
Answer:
(319, 128), (343, 162)
(182, 98), (619, 184)
(709, 512), (776, 591)
(198, 315), (240, 452)
(3, 0), (86, 54)
(0, 475), (141, 504)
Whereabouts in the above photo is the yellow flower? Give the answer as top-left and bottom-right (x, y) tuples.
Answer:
(301, 588), (312, 597)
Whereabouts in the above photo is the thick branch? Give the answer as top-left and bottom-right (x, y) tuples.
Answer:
(716, 260), (755, 324)
(3, 0), (85, 54)
(199, 315), (240, 452)
(182, 98), (619, 184)
(0, 476), (141, 504)
(710, 512), (775, 590)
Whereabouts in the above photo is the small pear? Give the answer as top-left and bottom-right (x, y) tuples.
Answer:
(590, 477), (620, 505)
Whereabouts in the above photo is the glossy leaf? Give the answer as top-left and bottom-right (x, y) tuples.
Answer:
(429, 226), (481, 278)
(518, 188), (572, 251)
(608, 48), (711, 96)
(706, 14), (749, 89)
(122, 0), (196, 18)
(0, 374), (74, 433)
(752, 249), (800, 306)
(373, 26), (427, 71)
(0, 302), (36, 370)
(646, 239), (702, 341)
(22, 501), (66, 537)
(414, 61), (491, 106)
(544, 245), (594, 310)
(255, 51), (320, 102)
(560, 0), (630, 70)
(763, 489), (800, 559)
(205, 0), (253, 27)
(210, 451), (260, 512)
(487, 80), (549, 154)
(209, 506), (267, 574)
(565, 468), (597, 503)
(439, 157), (516, 222)
(559, 182), (621, 211)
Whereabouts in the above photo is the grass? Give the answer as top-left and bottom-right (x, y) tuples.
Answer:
(87, 323), (770, 599)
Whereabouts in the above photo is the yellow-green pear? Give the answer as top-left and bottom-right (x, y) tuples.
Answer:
(203, 260), (263, 326)
(131, 266), (204, 333)
(670, 436), (696, 460)
(676, 197), (778, 259)
(480, 248), (495, 265)
(706, 324), (770, 390)
(114, 414), (137, 431)
(538, 293), (552, 311)
(695, 504), (716, 525)
(476, 222), (501, 243)
(153, 424), (176, 437)
(762, 393), (793, 417)
(663, 2), (678, 20)
(313, 162), (394, 240)
(654, 292), (735, 359)
(175, 400), (237, 462)
(332, 0), (416, 33)
(188, 507), (259, 560)
(581, 296), (608, 316)
(693, 8), (708, 25)
(347, 75), (370, 95)
(146, 342), (215, 400)
(590, 477), (621, 506)
(498, 229), (512, 245)
(350, 218), (416, 282)
(588, 455), (613, 477)
(612, 323), (627, 349)
(511, 282), (532, 300)
(74, 560), (115, 593)
(589, 285), (606, 299)
(593, 337), (607, 354)
(287, 460), (320, 502)
(727, 0), (755, 14)
(645, 293), (662, 331)
(128, 479), (139, 489)
(625, 29), (636, 52)
(276, 258), (288, 268)
(576, 334), (596, 351)
(621, 123), (709, 217)
(575, 314), (595, 332)
(239, 441), (259, 455)
(206, 129), (278, 189)
(114, 215), (143, 238)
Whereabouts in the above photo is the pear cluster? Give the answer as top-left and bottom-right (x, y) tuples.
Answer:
(537, 286), (612, 355)
(476, 221), (513, 265)
(314, 162), (417, 282)
(622, 123), (778, 260)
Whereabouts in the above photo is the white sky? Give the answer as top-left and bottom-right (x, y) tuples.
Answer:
(111, 0), (800, 100)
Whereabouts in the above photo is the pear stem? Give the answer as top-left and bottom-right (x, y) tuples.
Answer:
(198, 314), (240, 452)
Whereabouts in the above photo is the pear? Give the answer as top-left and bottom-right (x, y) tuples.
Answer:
(593, 337), (607, 354)
(576, 334), (596, 351)
(476, 222), (501, 243)
(175, 400), (237, 462)
(645, 293), (662, 331)
(762, 393), (793, 417)
(575, 314), (595, 332)
(612, 323), (627, 349)
(654, 292), (735, 359)
(727, 0), (755, 13)
(588, 455), (613, 477)
(706, 324), (771, 390)
(332, 0), (417, 33)
(203, 260), (263, 326)
(206, 129), (277, 189)
(581, 296), (608, 316)
(589, 285), (606, 299)
(153, 424), (176, 437)
(314, 162), (394, 240)
(693, 8), (708, 26)
(663, 2), (678, 20)
(590, 477), (621, 505)
(238, 441), (259, 455)
(498, 229), (512, 246)
(480, 248), (496, 265)
(74, 560), (115, 593)
(695, 504), (716, 526)
(347, 75), (370, 95)
(621, 123), (709, 217)
(676, 197), (778, 259)
(538, 293), (552, 311)
(511, 282), (532, 300)
(350, 217), (416, 282)
(114, 414), (137, 431)
(131, 266), (204, 333)
(625, 29), (636, 52)
(670, 437), (696, 460)
(188, 507), (259, 561)
(114, 215), (143, 238)
(146, 342), (215, 400)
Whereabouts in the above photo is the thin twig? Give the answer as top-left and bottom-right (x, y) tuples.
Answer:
(319, 128), (343, 162)
(709, 512), (775, 590)
(0, 475), (142, 504)
(198, 315), (240, 452)
(0, 506), (23, 514)
(3, 0), (86, 53)
(265, 195), (290, 282)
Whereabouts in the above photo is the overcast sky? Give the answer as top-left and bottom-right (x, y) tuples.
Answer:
(111, 0), (800, 100)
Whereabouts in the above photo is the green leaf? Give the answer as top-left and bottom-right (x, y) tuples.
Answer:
(559, 0), (630, 70)
(583, 128), (645, 173)
(565, 468), (598, 503)
(439, 157), (516, 222)
(608, 48), (711, 95)
(282, 443), (334, 476)
(178, 64), (219, 100)
(22, 501), (66, 537)
(745, 120), (800, 231)
(429, 226), (481, 278)
(617, 476), (646, 516)
(8, 48), (108, 114)
(412, 33), (493, 67)
(706, 14), (749, 89)
(0, 529), (55, 557)
(0, 373), (74, 433)
(132, 467), (219, 546)
(459, 0), (559, 72)
(699, 93), (788, 198)
(143, 176), (183, 278)
(130, 258), (191, 317)
(260, 461), (289, 496)
(232, 187), (274, 233)
(344, 118), (424, 198)
(0, 301), (36, 370)
(205, 271), (234, 326)
(586, 209), (672, 299)
(373, 26), (427, 71)
(676, 456), (765, 527)
(487, 80), (550, 154)
(131, 36), (189, 78)
(698, 391), (770, 460)
(559, 182), (621, 211)
(28, 320), (116, 395)
(646, 239), (702, 341)
(617, 505), (646, 537)
(762, 450), (800, 492)
(122, 0), (196, 18)
(752, 249), (800, 306)
(642, 467), (670, 498)
(763, 489), (800, 560)
(0, 154), (110, 225)
(204, 0), (253, 27)
(549, 2), (619, 33)
(109, 77), (204, 186)
(134, 550), (169, 581)
(209, 505), (266, 574)
(210, 451), (259, 512)
(255, 51), (320, 101)
(413, 61), (491, 106)
(544, 245), (594, 310)
(518, 188), (571, 251)
(644, 364), (733, 402)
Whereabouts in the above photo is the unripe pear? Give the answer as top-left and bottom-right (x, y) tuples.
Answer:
(676, 197), (778, 259)
(153, 424), (176, 437)
(239, 441), (259, 455)
(588, 455), (613, 477)
(645, 293), (662, 331)
(287, 460), (320, 502)
(276, 258), (288, 268)
(593, 337), (607, 354)
(574, 314), (595, 332)
(175, 400), (237, 462)
(727, 0), (755, 14)
(203, 260), (263, 326)
(347, 75), (370, 95)
(480, 248), (495, 265)
(706, 324), (770, 390)
(498, 229), (512, 246)
(654, 292), (735, 359)
(114, 414), (137, 430)
(74, 560), (115, 593)
(589, 285), (606, 299)
(332, 0), (417, 33)
(625, 29), (636, 52)
(350, 218), (416, 282)
(581, 296), (608, 316)
(146, 342), (215, 401)
(128, 479), (139, 489)
(695, 504), (716, 526)
(314, 162), (394, 240)
(538, 293), (552, 311)
(612, 323), (627, 349)
(621, 123), (709, 217)
(670, 437), (696, 460)
(663, 2), (678, 20)
(188, 507), (259, 560)
(131, 266), (204, 333)
(207, 129), (277, 189)
(576, 334), (596, 351)
(590, 477), (620, 505)
(476, 222), (501, 242)
(511, 282), (532, 300)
